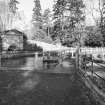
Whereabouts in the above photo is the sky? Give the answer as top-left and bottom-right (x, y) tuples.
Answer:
(18, 0), (54, 22)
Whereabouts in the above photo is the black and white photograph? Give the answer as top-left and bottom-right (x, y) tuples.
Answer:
(0, 0), (105, 105)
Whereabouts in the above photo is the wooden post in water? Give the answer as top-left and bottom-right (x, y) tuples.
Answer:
(71, 51), (73, 58)
(35, 52), (38, 59)
(76, 46), (80, 70)
(59, 52), (63, 65)
(34, 52), (39, 69)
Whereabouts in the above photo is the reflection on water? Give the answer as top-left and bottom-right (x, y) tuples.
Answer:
(14, 73), (40, 95)
(22, 71), (32, 77)
(0, 70), (41, 104)
(1, 58), (26, 68)
(0, 54), (100, 105)
(1, 55), (58, 70)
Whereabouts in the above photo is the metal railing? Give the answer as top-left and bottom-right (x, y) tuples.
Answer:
(77, 52), (105, 92)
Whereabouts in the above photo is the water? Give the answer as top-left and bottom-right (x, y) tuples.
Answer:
(0, 56), (100, 105)
(1, 56), (44, 70)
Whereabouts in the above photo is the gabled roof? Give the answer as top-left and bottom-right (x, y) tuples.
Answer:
(4, 29), (25, 35)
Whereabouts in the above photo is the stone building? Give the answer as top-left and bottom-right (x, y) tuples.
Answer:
(1, 29), (27, 51)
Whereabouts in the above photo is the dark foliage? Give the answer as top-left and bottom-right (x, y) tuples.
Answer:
(24, 43), (43, 52)
(8, 45), (18, 51)
(53, 0), (85, 46)
(32, 0), (42, 23)
(84, 27), (103, 47)
(9, 0), (19, 14)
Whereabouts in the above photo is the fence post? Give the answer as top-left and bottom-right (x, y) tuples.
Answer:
(84, 54), (87, 74)
(91, 55), (94, 77)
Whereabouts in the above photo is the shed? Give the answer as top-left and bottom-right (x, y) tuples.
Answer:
(1, 29), (27, 51)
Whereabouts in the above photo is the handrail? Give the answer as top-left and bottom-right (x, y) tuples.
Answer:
(79, 55), (105, 83)
(94, 72), (105, 82)
(94, 62), (105, 69)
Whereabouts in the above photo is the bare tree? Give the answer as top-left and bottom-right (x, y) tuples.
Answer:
(0, 1), (9, 31)
(85, 0), (105, 46)
(0, 0), (19, 32)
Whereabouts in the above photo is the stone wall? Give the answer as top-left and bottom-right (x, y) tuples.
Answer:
(2, 34), (23, 51)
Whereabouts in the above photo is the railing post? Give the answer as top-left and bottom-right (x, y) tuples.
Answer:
(84, 54), (87, 74)
(91, 55), (94, 77)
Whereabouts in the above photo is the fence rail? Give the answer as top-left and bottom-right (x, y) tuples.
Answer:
(80, 47), (105, 55)
(78, 52), (105, 94)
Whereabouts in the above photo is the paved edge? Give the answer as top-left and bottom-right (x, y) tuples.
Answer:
(78, 69), (105, 105)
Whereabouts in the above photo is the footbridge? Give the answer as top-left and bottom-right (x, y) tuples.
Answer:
(59, 48), (76, 58)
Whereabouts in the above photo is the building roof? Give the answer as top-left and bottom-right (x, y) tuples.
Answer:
(3, 29), (25, 35)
